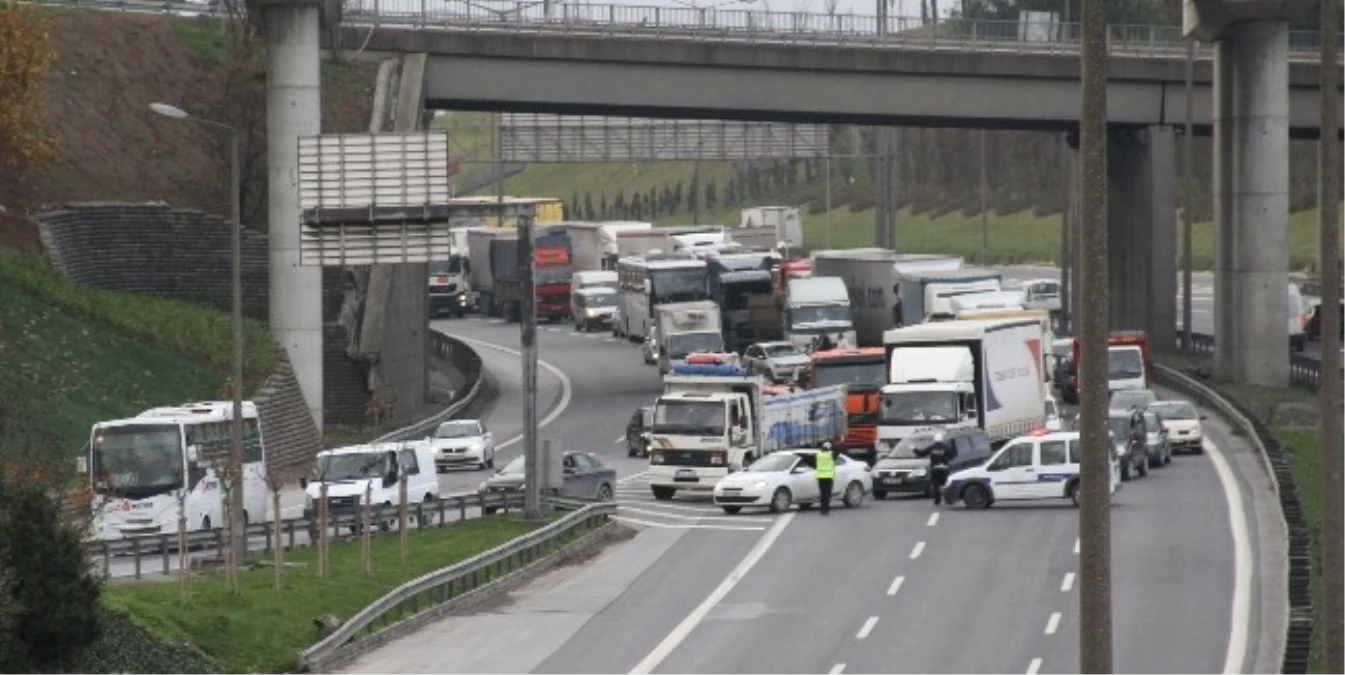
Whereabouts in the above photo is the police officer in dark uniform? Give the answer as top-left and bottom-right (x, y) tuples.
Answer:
(1129, 407), (1146, 454)
(925, 433), (957, 506)
(816, 333), (836, 351)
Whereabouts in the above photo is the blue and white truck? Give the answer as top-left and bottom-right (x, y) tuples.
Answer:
(874, 318), (1047, 457)
(646, 361), (848, 500)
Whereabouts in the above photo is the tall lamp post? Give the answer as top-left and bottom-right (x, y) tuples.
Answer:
(149, 102), (245, 568)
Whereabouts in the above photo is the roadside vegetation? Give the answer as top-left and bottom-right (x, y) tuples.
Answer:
(106, 515), (545, 673)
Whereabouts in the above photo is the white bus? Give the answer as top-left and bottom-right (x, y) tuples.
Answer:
(615, 255), (712, 341)
(80, 401), (268, 540)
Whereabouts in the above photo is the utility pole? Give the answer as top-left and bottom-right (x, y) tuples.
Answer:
(825, 151), (833, 248)
(496, 112), (505, 229)
(979, 129), (989, 265)
(1059, 135), (1072, 335)
(1077, 0), (1112, 667)
(1181, 38), (1195, 354)
(518, 213), (543, 520)
(1317, 0), (1343, 667)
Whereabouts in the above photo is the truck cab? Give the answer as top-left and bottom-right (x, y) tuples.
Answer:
(875, 346), (980, 456)
(785, 276), (856, 349)
(655, 301), (726, 375)
(806, 347), (887, 460)
(1068, 331), (1152, 399)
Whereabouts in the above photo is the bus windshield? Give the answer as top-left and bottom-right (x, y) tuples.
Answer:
(651, 268), (709, 304)
(813, 360), (886, 390)
(91, 423), (185, 499)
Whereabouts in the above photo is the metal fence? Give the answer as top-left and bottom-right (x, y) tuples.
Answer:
(1178, 330), (1328, 393)
(298, 501), (616, 671)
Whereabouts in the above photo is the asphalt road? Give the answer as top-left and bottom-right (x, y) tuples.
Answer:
(343, 297), (1286, 675)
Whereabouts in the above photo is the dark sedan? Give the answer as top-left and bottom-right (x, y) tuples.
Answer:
(478, 451), (616, 513)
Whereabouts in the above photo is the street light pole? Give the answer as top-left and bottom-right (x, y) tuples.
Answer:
(149, 102), (246, 575)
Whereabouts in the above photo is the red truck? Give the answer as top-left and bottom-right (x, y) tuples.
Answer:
(1064, 330), (1152, 401)
(804, 347), (886, 463)
(487, 231), (573, 323)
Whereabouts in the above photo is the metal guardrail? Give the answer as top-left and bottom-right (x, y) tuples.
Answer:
(371, 330), (484, 444)
(87, 489), (536, 579)
(1178, 330), (1328, 393)
(25, 0), (1342, 62)
(297, 501), (616, 671)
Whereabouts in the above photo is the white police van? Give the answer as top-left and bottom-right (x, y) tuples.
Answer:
(941, 430), (1120, 509)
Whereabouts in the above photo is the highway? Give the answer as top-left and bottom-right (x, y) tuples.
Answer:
(341, 270), (1287, 674)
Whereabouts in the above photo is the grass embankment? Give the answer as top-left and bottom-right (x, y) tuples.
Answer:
(438, 111), (1323, 269)
(0, 250), (277, 450)
(106, 515), (546, 673)
(1161, 355), (1325, 672)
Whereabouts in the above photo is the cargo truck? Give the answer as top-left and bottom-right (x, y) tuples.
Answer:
(428, 254), (472, 318)
(894, 268), (1003, 326)
(804, 347), (887, 461)
(727, 226), (780, 251)
(947, 307), (1055, 383)
(615, 229), (673, 261)
(466, 228), (513, 317)
(1063, 330), (1152, 402)
(481, 231), (574, 322)
(783, 276), (857, 350)
(706, 250), (775, 353)
(875, 318), (1047, 457)
(948, 290), (1026, 318)
(812, 248), (899, 347)
(646, 360), (848, 499)
(740, 206), (802, 247)
(892, 254), (964, 277)
(653, 301), (726, 375)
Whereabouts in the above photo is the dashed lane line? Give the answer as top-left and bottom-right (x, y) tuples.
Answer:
(1073, 538), (1080, 555)
(1061, 572), (1075, 592)
(909, 541), (925, 559)
(856, 616), (879, 640)
(926, 512), (939, 527)
(1044, 612), (1061, 635)
(1027, 657), (1043, 675)
(886, 575), (905, 596)
(828, 664), (846, 675)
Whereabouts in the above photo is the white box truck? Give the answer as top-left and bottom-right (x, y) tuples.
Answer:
(646, 363), (848, 498)
(740, 206), (803, 247)
(894, 268), (1003, 326)
(812, 248), (899, 347)
(784, 276), (857, 349)
(874, 318), (1046, 456)
(654, 300), (725, 375)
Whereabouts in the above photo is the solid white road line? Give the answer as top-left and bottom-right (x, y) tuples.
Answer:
(618, 506), (775, 523)
(616, 501), (724, 514)
(909, 541), (925, 559)
(886, 575), (905, 596)
(1203, 435), (1254, 674)
(454, 336), (573, 451)
(828, 664), (846, 675)
(1044, 612), (1061, 635)
(612, 515), (767, 532)
(1061, 572), (1075, 593)
(856, 616), (879, 640)
(629, 512), (797, 675)
(1026, 657), (1043, 675)
(926, 512), (939, 527)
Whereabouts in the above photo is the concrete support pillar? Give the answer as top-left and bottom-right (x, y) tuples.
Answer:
(1214, 20), (1291, 385)
(1104, 126), (1177, 350)
(266, 3), (324, 429)
(1065, 131), (1082, 335)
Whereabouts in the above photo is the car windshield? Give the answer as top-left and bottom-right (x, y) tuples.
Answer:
(747, 454), (799, 473)
(1111, 391), (1154, 410)
(1107, 417), (1132, 439)
(879, 391), (960, 425)
(1108, 349), (1145, 379)
(1149, 401), (1197, 420)
(666, 333), (724, 360)
(812, 360), (886, 391)
(1030, 281), (1060, 296)
(500, 456), (525, 475)
(91, 423), (185, 499)
(764, 344), (803, 357)
(652, 400), (726, 435)
(881, 435), (936, 460)
(1143, 413), (1162, 433)
(315, 452), (387, 481)
(435, 421), (480, 439)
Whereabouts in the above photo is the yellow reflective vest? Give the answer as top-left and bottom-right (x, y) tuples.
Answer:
(815, 451), (836, 480)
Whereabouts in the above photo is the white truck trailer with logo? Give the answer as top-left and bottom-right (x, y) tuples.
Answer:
(647, 363), (848, 499)
(812, 248), (899, 347)
(875, 318), (1046, 457)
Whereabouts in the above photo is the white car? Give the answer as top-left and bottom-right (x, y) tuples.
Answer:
(425, 419), (495, 471)
(742, 341), (812, 383)
(1147, 399), (1206, 455)
(941, 430), (1120, 509)
(712, 449), (872, 514)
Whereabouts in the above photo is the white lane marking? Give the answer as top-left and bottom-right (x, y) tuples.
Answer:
(454, 336), (573, 451)
(1204, 435), (1254, 674)
(926, 512), (939, 527)
(856, 616), (879, 640)
(1044, 612), (1061, 635)
(1061, 572), (1075, 592)
(909, 541), (925, 559)
(614, 436), (626, 443)
(886, 575), (905, 596)
(618, 506), (774, 523)
(1073, 538), (1080, 555)
(585, 333), (602, 339)
(612, 516), (767, 532)
(488, 319), (506, 324)
(618, 472), (649, 483)
(828, 664), (846, 675)
(629, 512), (796, 674)
(616, 501), (723, 514)
(1026, 657), (1043, 675)
(605, 338), (620, 343)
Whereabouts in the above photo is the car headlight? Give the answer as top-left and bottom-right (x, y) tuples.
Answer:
(585, 309), (596, 317)
(469, 441), (484, 453)
(651, 453), (664, 464)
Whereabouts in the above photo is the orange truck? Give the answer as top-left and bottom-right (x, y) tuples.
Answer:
(804, 347), (887, 462)
(1065, 330), (1152, 402)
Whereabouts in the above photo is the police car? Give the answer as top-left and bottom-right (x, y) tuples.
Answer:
(941, 430), (1120, 509)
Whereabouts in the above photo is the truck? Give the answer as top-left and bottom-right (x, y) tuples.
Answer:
(428, 253), (473, 318)
(894, 268), (1003, 327)
(666, 226), (727, 255)
(1064, 330), (1152, 402)
(727, 226), (780, 251)
(616, 228), (674, 260)
(646, 360), (848, 499)
(466, 227), (513, 317)
(706, 250), (776, 353)
(598, 222), (654, 269)
(892, 253), (964, 277)
(482, 230), (573, 322)
(804, 347), (887, 460)
(740, 206), (803, 247)
(947, 307), (1055, 383)
(812, 248), (899, 347)
(653, 301), (726, 375)
(949, 290), (1026, 318)
(875, 318), (1047, 457)
(782, 276), (857, 350)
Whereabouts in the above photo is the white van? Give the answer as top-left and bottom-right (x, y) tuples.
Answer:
(572, 270), (618, 292)
(1288, 283), (1307, 352)
(301, 442), (440, 524)
(941, 430), (1120, 509)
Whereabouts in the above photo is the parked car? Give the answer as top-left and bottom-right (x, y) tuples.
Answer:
(425, 419), (496, 471)
(712, 449), (872, 514)
(941, 430), (1120, 509)
(1107, 412), (1149, 481)
(626, 405), (653, 457)
(742, 341), (812, 383)
(1147, 399), (1206, 454)
(1110, 388), (1158, 415)
(1142, 411), (1172, 468)
(870, 427), (994, 500)
(478, 452), (616, 513)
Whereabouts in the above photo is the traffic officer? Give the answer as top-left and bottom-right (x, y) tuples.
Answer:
(815, 442), (836, 515)
(926, 434), (957, 506)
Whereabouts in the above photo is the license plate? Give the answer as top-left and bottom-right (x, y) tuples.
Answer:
(676, 469), (696, 477)
(882, 477), (904, 485)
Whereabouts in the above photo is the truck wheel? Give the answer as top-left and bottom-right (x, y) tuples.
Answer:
(651, 485), (676, 501)
(962, 483), (992, 510)
(769, 487), (792, 513)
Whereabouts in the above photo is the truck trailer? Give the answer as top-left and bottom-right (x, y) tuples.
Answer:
(805, 347), (887, 460)
(812, 248), (899, 347)
(894, 268), (1003, 326)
